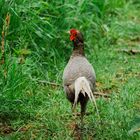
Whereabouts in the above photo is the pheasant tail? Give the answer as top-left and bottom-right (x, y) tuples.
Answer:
(73, 77), (99, 117)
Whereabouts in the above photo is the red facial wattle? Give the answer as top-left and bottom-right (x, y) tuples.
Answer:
(70, 35), (75, 41)
(70, 29), (77, 41)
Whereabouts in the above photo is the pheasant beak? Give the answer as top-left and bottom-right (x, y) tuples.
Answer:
(67, 30), (70, 34)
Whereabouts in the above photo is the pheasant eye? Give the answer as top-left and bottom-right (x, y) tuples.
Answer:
(70, 29), (77, 34)
(70, 29), (77, 41)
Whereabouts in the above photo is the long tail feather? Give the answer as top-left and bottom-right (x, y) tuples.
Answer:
(73, 77), (100, 118)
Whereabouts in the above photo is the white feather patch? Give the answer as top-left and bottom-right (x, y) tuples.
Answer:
(73, 77), (100, 118)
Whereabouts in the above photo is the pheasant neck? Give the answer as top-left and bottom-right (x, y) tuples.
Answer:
(71, 42), (85, 57)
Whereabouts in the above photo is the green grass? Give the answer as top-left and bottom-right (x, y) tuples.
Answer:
(0, 0), (140, 139)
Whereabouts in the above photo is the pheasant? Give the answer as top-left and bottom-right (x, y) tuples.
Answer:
(63, 29), (98, 123)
